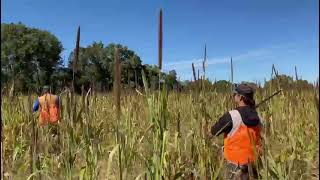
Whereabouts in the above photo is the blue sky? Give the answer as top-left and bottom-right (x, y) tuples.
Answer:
(2, 0), (319, 83)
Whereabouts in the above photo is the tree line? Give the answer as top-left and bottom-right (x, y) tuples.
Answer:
(1, 23), (316, 94)
(1, 23), (180, 94)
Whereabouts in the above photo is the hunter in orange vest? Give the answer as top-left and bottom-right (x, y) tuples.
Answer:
(206, 83), (262, 179)
(33, 86), (60, 126)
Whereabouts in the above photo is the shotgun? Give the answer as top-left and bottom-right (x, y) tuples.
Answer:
(255, 89), (282, 108)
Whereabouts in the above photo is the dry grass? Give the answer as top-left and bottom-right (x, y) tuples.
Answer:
(1, 85), (319, 179)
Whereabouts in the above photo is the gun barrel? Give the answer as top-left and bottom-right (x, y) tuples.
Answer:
(255, 89), (282, 108)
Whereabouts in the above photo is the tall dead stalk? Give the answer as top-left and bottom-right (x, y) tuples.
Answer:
(158, 8), (163, 90)
(72, 26), (80, 93)
(202, 44), (206, 91)
(113, 47), (123, 180)
(272, 64), (279, 78)
(158, 9), (163, 71)
(114, 47), (121, 121)
(192, 63), (196, 82)
(295, 66), (298, 81)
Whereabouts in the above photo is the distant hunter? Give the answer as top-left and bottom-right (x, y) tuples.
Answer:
(32, 86), (60, 126)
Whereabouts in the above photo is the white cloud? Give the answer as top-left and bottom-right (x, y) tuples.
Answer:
(163, 46), (272, 71)
(163, 43), (298, 82)
(162, 41), (308, 73)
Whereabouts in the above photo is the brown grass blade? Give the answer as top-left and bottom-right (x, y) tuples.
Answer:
(203, 44), (206, 75)
(295, 66), (298, 81)
(272, 64), (279, 78)
(114, 47), (121, 119)
(158, 8), (163, 70)
(192, 63), (196, 82)
(72, 26), (80, 92)
(230, 57), (234, 93)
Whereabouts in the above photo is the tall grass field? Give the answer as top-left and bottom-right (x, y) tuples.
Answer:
(1, 83), (319, 179)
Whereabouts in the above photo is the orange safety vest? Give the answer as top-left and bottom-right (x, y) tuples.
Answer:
(223, 110), (262, 165)
(38, 93), (59, 126)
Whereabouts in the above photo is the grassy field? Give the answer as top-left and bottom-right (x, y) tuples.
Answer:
(1, 85), (319, 179)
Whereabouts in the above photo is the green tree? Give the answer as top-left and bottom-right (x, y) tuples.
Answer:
(264, 74), (294, 90)
(295, 79), (314, 89)
(68, 42), (144, 92)
(1, 23), (63, 92)
(50, 66), (72, 92)
(212, 80), (232, 92)
(142, 64), (163, 90)
(68, 42), (109, 92)
(166, 70), (178, 90)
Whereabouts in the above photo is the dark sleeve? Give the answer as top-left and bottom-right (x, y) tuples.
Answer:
(211, 112), (233, 136)
(56, 96), (60, 108)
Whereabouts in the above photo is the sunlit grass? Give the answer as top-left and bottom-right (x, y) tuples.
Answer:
(1, 86), (319, 179)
